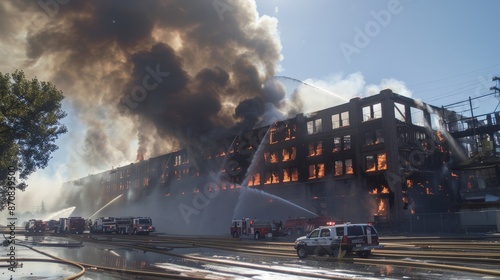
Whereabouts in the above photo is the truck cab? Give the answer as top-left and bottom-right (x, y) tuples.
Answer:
(131, 217), (155, 235)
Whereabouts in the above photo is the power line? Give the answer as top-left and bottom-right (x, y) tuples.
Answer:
(408, 63), (500, 87)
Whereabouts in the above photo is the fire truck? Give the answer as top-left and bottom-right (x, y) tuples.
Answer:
(284, 216), (338, 236)
(230, 218), (273, 239)
(92, 217), (117, 234)
(58, 217), (86, 234)
(44, 219), (59, 233)
(25, 219), (46, 233)
(115, 217), (155, 235)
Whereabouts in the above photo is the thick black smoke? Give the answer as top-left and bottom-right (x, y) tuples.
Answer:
(4, 0), (287, 166)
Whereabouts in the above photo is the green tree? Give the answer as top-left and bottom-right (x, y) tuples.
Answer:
(0, 70), (67, 211)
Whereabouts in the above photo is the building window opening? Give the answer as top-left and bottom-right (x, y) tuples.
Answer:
(395, 103), (406, 122)
(270, 151), (279, 163)
(174, 155), (181, 166)
(362, 103), (382, 122)
(365, 155), (376, 172)
(248, 172), (261, 187)
(411, 107), (425, 127)
(373, 103), (382, 119)
(265, 151), (280, 163)
(332, 111), (350, 129)
(341, 111), (350, 126)
(334, 160), (343, 176)
(308, 163), (325, 179)
(375, 128), (384, 144)
(264, 170), (280, 185)
(365, 153), (387, 172)
(333, 137), (341, 152)
(344, 135), (351, 150)
(307, 119), (323, 135)
(282, 147), (297, 161)
(377, 153), (387, 170)
(282, 168), (299, 182)
(365, 130), (384, 145)
(308, 141), (323, 157)
(364, 131), (373, 145)
(345, 159), (353, 174)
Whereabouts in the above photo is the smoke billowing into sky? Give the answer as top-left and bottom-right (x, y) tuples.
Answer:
(0, 1), (414, 214)
(0, 0), (288, 170)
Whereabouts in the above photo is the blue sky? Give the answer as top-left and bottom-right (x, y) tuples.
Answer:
(255, 0), (500, 114)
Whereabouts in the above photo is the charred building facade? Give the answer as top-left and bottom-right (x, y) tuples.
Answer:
(63, 89), (498, 232)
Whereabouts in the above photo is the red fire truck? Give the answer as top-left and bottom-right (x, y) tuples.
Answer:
(284, 216), (338, 236)
(230, 218), (273, 239)
(25, 219), (46, 233)
(57, 217), (86, 234)
(115, 217), (155, 235)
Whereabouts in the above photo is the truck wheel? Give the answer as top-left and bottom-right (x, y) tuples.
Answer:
(297, 246), (307, 259)
(287, 228), (292, 236)
(133, 229), (137, 235)
(254, 232), (260, 240)
(297, 228), (303, 236)
(232, 231), (239, 238)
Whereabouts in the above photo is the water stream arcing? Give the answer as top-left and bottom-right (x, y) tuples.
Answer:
(88, 194), (123, 219)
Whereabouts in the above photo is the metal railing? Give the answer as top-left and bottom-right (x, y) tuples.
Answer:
(377, 210), (500, 235)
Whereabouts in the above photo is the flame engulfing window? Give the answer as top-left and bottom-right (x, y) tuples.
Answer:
(365, 153), (387, 172)
(264, 151), (280, 163)
(308, 163), (325, 179)
(308, 141), (323, 157)
(377, 153), (387, 170)
(307, 119), (323, 135)
(345, 159), (353, 174)
(264, 170), (280, 184)
(282, 147), (297, 161)
(282, 168), (299, 182)
(334, 160), (343, 176)
(271, 122), (297, 143)
(247, 172), (261, 187)
(334, 159), (354, 176)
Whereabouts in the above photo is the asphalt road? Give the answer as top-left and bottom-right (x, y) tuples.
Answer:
(2, 234), (496, 279)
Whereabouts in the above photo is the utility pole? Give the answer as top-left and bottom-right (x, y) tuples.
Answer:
(468, 96), (479, 155)
(491, 76), (500, 98)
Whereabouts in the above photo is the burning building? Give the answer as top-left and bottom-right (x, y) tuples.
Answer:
(62, 89), (481, 233)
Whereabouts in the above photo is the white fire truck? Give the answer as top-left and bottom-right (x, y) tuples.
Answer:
(230, 218), (273, 239)
(92, 217), (117, 234)
(115, 217), (155, 235)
